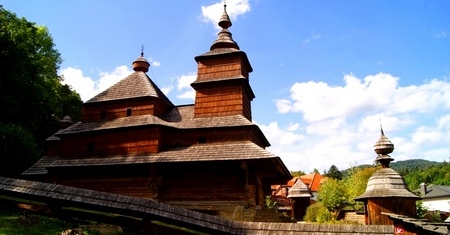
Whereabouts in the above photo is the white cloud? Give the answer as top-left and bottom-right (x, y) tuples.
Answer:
(201, 0), (250, 29)
(60, 66), (133, 101)
(176, 73), (197, 100)
(60, 67), (96, 101)
(302, 29), (321, 45)
(148, 57), (161, 67)
(277, 73), (450, 123)
(258, 121), (304, 146)
(265, 73), (450, 172)
(434, 29), (448, 39)
(161, 85), (173, 96)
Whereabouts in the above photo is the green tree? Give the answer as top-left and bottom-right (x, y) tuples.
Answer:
(0, 6), (82, 176)
(317, 178), (349, 220)
(0, 124), (41, 176)
(323, 165), (343, 180)
(290, 170), (306, 177)
(304, 202), (331, 223)
(344, 166), (378, 211)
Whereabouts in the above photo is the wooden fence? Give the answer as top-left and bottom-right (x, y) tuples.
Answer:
(0, 177), (393, 234)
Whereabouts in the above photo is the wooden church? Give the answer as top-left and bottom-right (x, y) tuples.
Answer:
(22, 5), (292, 221)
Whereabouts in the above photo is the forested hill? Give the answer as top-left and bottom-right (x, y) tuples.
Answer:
(341, 159), (449, 191)
(390, 159), (442, 174)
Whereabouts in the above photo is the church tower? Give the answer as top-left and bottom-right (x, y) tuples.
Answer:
(355, 127), (419, 225)
(192, 4), (255, 120)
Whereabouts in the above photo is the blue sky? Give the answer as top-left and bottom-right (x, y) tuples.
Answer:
(4, 0), (450, 173)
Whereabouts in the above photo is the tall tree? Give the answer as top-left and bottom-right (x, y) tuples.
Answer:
(323, 164), (343, 180)
(317, 178), (348, 220)
(0, 6), (82, 176)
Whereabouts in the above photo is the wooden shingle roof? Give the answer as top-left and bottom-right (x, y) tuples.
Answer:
(355, 168), (419, 200)
(85, 71), (173, 106)
(49, 141), (279, 167)
(23, 141), (288, 176)
(55, 105), (257, 134)
(22, 156), (58, 175)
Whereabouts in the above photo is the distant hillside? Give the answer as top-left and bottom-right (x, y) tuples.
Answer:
(390, 159), (441, 174)
(341, 159), (442, 177)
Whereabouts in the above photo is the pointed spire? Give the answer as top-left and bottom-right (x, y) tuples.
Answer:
(210, 3), (239, 50)
(132, 45), (150, 72)
(374, 126), (395, 168)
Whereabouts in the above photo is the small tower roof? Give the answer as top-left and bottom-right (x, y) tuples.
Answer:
(287, 179), (313, 198)
(355, 128), (419, 201)
(210, 4), (240, 50)
(355, 168), (419, 200)
(132, 48), (150, 72)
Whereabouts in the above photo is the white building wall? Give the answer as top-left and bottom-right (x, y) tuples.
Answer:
(423, 198), (450, 212)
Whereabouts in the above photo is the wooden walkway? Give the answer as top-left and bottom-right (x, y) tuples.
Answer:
(0, 177), (393, 234)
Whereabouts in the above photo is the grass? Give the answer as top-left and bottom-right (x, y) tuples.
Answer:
(0, 204), (149, 235)
(0, 208), (76, 235)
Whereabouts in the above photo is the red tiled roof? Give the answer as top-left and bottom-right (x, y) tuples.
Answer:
(300, 173), (324, 192)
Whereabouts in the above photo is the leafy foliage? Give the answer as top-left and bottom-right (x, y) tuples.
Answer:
(303, 202), (331, 223)
(0, 6), (82, 176)
(344, 166), (379, 211)
(317, 178), (348, 219)
(403, 162), (450, 190)
(0, 124), (41, 176)
(391, 159), (441, 175)
(290, 170), (306, 177)
(416, 200), (428, 219)
(323, 165), (343, 180)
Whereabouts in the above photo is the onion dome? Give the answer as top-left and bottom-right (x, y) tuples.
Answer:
(210, 4), (240, 50)
(59, 115), (73, 129)
(355, 168), (419, 200)
(374, 126), (394, 168)
(355, 127), (419, 201)
(287, 179), (313, 198)
(132, 51), (150, 72)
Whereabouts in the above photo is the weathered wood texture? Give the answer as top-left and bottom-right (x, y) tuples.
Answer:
(0, 177), (395, 235)
(158, 162), (247, 202)
(162, 127), (257, 148)
(292, 197), (310, 221)
(196, 56), (249, 82)
(366, 197), (417, 225)
(344, 211), (365, 224)
(384, 212), (449, 235)
(82, 98), (170, 122)
(59, 127), (161, 157)
(194, 84), (252, 119)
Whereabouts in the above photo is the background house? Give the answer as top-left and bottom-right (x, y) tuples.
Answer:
(420, 183), (450, 220)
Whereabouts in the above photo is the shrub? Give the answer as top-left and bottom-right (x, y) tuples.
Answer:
(304, 202), (331, 223)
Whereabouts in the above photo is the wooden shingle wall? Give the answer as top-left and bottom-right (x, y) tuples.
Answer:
(59, 127), (161, 157)
(162, 127), (256, 148)
(194, 84), (251, 119)
(82, 98), (170, 122)
(367, 197), (417, 225)
(196, 56), (249, 82)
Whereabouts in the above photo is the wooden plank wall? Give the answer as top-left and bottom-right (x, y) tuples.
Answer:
(194, 85), (249, 118)
(158, 162), (248, 202)
(54, 165), (157, 199)
(367, 197), (417, 225)
(196, 57), (245, 82)
(82, 99), (156, 122)
(162, 127), (255, 148)
(81, 98), (171, 123)
(59, 127), (161, 157)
